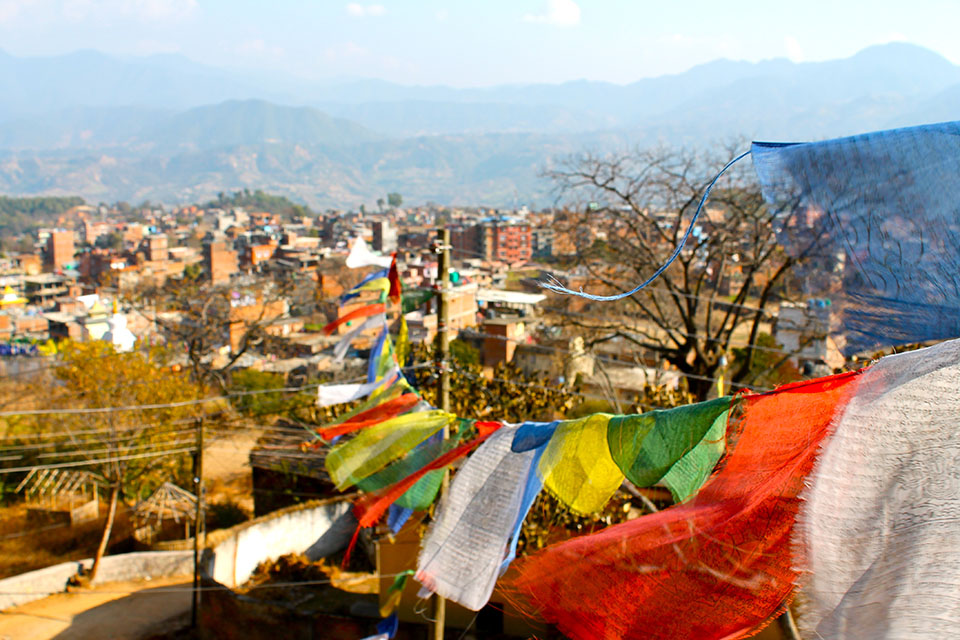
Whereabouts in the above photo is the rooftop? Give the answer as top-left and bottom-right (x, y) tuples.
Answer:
(476, 288), (546, 306)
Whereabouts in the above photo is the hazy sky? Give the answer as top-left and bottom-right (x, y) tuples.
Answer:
(0, 0), (957, 86)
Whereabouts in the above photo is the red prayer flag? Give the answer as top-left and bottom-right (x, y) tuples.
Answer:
(323, 303), (386, 335)
(318, 393), (421, 440)
(388, 253), (402, 302)
(504, 373), (860, 640)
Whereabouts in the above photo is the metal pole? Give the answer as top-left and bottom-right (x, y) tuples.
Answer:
(191, 416), (204, 629)
(432, 227), (451, 640)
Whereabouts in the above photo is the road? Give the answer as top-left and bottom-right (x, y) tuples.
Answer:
(0, 577), (191, 640)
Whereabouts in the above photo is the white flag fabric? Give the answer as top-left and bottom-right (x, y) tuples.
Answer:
(416, 425), (537, 611)
(798, 337), (960, 638)
(332, 313), (386, 362)
(346, 237), (393, 269)
(316, 367), (398, 407)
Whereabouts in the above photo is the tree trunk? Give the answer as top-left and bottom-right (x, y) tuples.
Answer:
(89, 484), (119, 582)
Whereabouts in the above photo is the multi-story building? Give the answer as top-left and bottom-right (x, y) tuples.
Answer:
(372, 220), (398, 253)
(45, 230), (75, 271)
(531, 228), (554, 259)
(142, 235), (168, 262)
(449, 219), (531, 263)
(203, 242), (239, 285)
(82, 220), (110, 245)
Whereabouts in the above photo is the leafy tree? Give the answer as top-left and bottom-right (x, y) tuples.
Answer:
(96, 232), (124, 251)
(207, 189), (314, 220)
(449, 339), (480, 367)
(409, 342), (577, 423)
(182, 263), (202, 281)
(0, 195), (84, 235)
(730, 332), (801, 388)
(34, 341), (205, 580)
(230, 369), (298, 417)
(387, 192), (403, 208)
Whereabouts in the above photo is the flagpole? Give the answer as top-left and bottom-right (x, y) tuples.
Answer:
(432, 227), (451, 639)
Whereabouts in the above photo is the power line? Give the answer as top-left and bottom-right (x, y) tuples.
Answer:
(0, 446), (196, 475)
(461, 328), (764, 391)
(456, 370), (668, 412)
(0, 571), (413, 597)
(35, 437), (196, 460)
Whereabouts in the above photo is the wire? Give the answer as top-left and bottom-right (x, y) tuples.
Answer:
(0, 372), (384, 418)
(0, 571), (414, 597)
(0, 446), (196, 474)
(540, 149), (752, 300)
(460, 328), (764, 391)
(455, 370), (668, 412)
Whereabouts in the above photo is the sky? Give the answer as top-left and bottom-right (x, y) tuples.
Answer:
(0, 0), (957, 86)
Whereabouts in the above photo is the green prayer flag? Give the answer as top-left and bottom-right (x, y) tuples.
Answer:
(401, 289), (436, 314)
(607, 397), (732, 491)
(661, 406), (729, 502)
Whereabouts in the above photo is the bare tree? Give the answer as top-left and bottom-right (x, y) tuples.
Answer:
(547, 146), (824, 399)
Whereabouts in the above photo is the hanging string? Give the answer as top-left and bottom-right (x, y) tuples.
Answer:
(540, 149), (751, 301)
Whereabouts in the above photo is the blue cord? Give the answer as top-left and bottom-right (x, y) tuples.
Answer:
(540, 149), (752, 301)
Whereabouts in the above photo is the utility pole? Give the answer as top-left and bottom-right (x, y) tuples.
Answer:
(191, 416), (204, 629)
(432, 227), (451, 640)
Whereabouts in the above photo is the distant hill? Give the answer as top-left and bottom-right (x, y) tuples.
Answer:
(0, 43), (958, 208)
(140, 100), (382, 151)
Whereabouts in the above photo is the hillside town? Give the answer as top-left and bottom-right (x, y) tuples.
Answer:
(0, 196), (841, 387)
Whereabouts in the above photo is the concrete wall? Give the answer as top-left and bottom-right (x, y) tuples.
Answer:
(0, 550), (192, 611)
(0, 497), (354, 611)
(203, 497), (355, 588)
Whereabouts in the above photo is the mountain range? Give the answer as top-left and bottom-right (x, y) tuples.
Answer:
(0, 43), (957, 209)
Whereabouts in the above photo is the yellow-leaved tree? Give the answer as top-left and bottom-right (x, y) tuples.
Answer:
(37, 341), (205, 580)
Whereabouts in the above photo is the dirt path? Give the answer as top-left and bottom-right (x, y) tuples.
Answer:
(0, 577), (191, 640)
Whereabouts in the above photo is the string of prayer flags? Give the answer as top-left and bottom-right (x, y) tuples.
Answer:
(367, 328), (388, 382)
(505, 372), (859, 640)
(325, 409), (454, 489)
(314, 378), (409, 437)
(400, 288), (435, 314)
(660, 400), (729, 502)
(797, 338), (960, 638)
(316, 368), (399, 408)
(538, 414), (623, 514)
(359, 612), (398, 640)
(386, 505), (413, 534)
(346, 236), (393, 269)
(416, 426), (539, 611)
(341, 422), (502, 567)
(607, 396), (732, 502)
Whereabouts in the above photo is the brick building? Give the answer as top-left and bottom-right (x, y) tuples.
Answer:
(372, 220), (397, 253)
(45, 230), (75, 271)
(450, 220), (531, 263)
(203, 242), (239, 285)
(142, 235), (168, 262)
